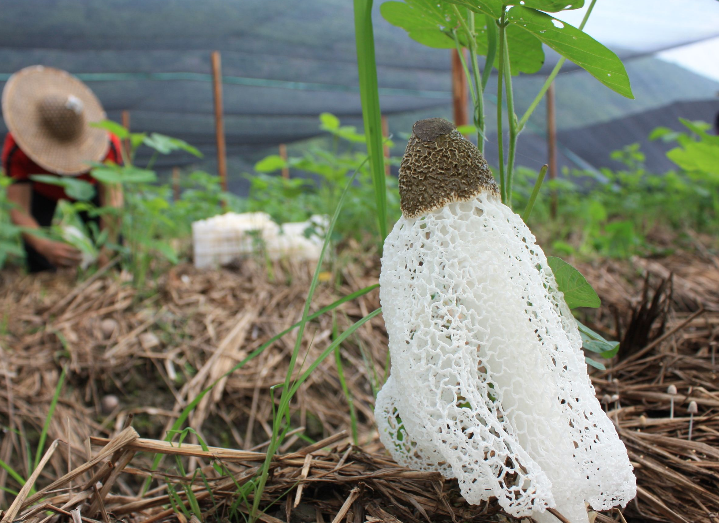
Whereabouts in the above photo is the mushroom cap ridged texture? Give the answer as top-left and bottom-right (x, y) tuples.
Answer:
(399, 118), (498, 218)
(376, 119), (636, 523)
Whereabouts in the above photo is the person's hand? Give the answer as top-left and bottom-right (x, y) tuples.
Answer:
(37, 240), (83, 268)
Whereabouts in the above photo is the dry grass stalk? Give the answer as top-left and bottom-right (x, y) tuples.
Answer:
(1, 249), (718, 522)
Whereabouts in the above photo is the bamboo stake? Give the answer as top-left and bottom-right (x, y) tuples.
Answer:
(211, 51), (228, 193)
(172, 167), (180, 201)
(121, 110), (131, 160)
(546, 82), (558, 218)
(451, 49), (469, 130)
(279, 143), (289, 179)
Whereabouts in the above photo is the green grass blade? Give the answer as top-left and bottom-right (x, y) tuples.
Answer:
(250, 157), (368, 521)
(289, 309), (382, 398)
(522, 164), (548, 222)
(354, 0), (388, 242)
(34, 367), (66, 471)
(0, 459), (26, 487)
(333, 313), (358, 445)
(141, 281), (378, 494)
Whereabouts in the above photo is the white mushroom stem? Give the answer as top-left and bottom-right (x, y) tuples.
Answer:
(687, 401), (698, 441)
(667, 385), (677, 419)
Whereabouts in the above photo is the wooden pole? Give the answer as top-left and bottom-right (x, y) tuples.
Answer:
(121, 110), (131, 159)
(279, 143), (289, 179)
(381, 115), (390, 176)
(546, 82), (558, 219)
(172, 167), (180, 201)
(211, 51), (228, 192)
(451, 49), (469, 130)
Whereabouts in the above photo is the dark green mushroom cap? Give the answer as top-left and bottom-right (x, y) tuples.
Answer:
(398, 118), (498, 218)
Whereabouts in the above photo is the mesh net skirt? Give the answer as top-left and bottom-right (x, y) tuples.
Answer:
(376, 193), (636, 523)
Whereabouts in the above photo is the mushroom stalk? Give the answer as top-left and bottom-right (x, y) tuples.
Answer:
(376, 119), (636, 523)
(667, 385), (677, 419)
(687, 401), (698, 441)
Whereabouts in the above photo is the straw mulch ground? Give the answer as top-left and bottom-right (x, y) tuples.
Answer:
(1, 247), (718, 523)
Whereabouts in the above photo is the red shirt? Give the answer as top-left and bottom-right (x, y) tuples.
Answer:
(2, 132), (123, 201)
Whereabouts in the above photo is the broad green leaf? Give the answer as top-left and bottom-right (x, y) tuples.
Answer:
(648, 126), (678, 142)
(585, 357), (605, 370)
(678, 118), (719, 145)
(92, 166), (156, 184)
(456, 124), (477, 135)
(319, 112), (340, 131)
(29, 175), (96, 201)
(506, 24), (544, 75)
(507, 6), (633, 99)
(449, 0), (584, 12)
(130, 133), (147, 152)
(380, 0), (459, 49)
(518, 0), (584, 11)
(91, 120), (129, 139)
(667, 141), (719, 175)
(577, 322), (620, 359)
(444, 0), (503, 18)
(255, 155), (287, 173)
(383, 1), (543, 73)
(547, 256), (600, 309)
(143, 133), (203, 157)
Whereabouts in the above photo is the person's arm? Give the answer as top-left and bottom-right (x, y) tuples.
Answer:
(7, 183), (82, 268)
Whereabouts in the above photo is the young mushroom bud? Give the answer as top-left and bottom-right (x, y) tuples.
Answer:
(666, 384), (677, 419)
(376, 119), (636, 523)
(687, 401), (698, 441)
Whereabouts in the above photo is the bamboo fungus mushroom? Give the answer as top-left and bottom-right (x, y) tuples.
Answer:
(375, 118), (636, 523)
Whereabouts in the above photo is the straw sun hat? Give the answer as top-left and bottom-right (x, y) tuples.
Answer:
(2, 65), (109, 175)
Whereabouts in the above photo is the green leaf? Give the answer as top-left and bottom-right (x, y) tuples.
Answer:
(577, 322), (620, 359)
(649, 126), (676, 141)
(547, 256), (600, 309)
(319, 113), (340, 131)
(130, 132), (147, 151)
(90, 120), (129, 139)
(678, 118), (719, 145)
(507, 6), (633, 99)
(29, 175), (96, 201)
(456, 125), (478, 135)
(143, 133), (203, 157)
(255, 155), (287, 173)
(585, 357), (605, 371)
(506, 24), (544, 75)
(518, 0), (585, 11)
(444, 0), (503, 18)
(667, 141), (719, 175)
(92, 166), (156, 184)
(380, 0), (459, 49)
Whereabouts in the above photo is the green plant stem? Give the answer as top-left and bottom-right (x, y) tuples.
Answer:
(451, 31), (476, 103)
(467, 11), (485, 152)
(450, 8), (485, 152)
(496, 17), (506, 203)
(502, 27), (518, 207)
(249, 157), (366, 521)
(518, 0), (598, 130)
(481, 15), (497, 91)
(353, 0), (387, 243)
(522, 164), (548, 221)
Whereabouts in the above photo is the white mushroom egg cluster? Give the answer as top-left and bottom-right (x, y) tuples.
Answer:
(192, 212), (328, 269)
(376, 118), (636, 523)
